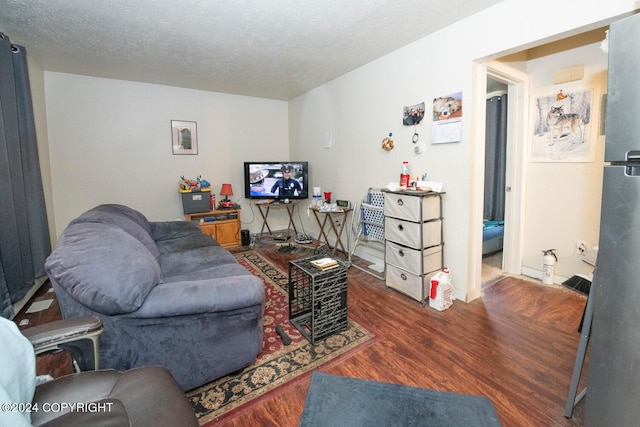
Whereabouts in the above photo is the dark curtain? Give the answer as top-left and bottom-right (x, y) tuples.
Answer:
(483, 94), (508, 221)
(0, 33), (51, 319)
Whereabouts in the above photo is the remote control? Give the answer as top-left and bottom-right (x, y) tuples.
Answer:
(275, 325), (291, 345)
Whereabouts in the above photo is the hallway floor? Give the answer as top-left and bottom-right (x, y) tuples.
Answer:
(482, 250), (503, 286)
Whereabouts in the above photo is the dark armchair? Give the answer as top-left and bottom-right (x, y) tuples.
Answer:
(0, 316), (198, 427)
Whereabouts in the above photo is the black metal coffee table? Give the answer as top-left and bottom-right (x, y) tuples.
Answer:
(288, 256), (348, 344)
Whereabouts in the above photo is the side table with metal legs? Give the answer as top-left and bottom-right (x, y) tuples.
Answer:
(309, 206), (351, 258)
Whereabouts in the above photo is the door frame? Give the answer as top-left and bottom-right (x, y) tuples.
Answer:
(469, 60), (529, 298)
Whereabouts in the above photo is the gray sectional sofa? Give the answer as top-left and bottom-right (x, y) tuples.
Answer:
(44, 204), (265, 391)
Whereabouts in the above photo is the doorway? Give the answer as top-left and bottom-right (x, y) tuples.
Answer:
(482, 77), (508, 285)
(476, 62), (529, 291)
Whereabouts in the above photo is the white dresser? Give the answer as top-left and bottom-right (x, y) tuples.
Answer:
(383, 190), (444, 304)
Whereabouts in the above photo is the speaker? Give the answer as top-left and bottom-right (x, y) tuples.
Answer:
(241, 229), (250, 246)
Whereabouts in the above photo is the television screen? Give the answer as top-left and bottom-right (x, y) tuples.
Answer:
(243, 161), (309, 200)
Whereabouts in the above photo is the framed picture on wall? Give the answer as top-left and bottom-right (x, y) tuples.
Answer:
(171, 120), (198, 155)
(530, 87), (597, 162)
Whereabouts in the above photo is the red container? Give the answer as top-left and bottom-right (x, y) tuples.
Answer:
(430, 279), (439, 299)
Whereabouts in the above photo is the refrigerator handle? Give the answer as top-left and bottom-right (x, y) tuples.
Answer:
(616, 151), (640, 176)
(626, 150), (640, 162)
(626, 166), (640, 176)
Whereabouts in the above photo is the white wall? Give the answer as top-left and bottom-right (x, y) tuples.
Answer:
(289, 0), (637, 301)
(44, 73), (289, 238)
(26, 56), (56, 247)
(521, 35), (609, 279)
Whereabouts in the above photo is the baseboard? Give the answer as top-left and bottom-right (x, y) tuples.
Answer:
(521, 266), (569, 285)
(11, 276), (48, 319)
(351, 245), (384, 267)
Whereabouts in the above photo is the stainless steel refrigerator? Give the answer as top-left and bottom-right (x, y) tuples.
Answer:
(584, 12), (640, 426)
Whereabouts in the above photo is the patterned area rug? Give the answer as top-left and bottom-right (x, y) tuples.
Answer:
(187, 251), (376, 425)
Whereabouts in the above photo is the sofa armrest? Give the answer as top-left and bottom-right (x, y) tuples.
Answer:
(128, 275), (265, 318)
(150, 220), (203, 241)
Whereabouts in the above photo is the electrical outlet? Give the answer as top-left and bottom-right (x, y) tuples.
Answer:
(576, 240), (588, 256)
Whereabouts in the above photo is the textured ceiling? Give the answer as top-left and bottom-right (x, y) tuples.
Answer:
(0, 0), (502, 100)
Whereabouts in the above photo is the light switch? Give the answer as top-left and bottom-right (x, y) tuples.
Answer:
(324, 132), (332, 149)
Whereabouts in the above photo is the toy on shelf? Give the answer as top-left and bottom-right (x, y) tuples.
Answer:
(179, 175), (212, 192)
(197, 175), (211, 188)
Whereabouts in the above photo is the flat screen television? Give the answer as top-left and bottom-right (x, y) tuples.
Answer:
(243, 161), (309, 200)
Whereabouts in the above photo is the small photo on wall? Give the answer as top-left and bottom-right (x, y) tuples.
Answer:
(171, 120), (198, 155)
(403, 102), (425, 126)
(432, 92), (462, 121)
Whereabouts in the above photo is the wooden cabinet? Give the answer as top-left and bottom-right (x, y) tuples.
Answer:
(185, 209), (241, 248)
(383, 190), (444, 304)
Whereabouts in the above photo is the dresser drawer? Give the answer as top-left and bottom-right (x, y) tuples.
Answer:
(386, 264), (428, 302)
(385, 217), (442, 249)
(385, 242), (443, 276)
(384, 193), (441, 222)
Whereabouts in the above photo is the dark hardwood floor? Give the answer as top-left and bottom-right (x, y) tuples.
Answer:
(15, 241), (588, 426)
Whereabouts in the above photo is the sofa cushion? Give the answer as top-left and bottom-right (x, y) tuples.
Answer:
(158, 245), (238, 280)
(151, 220), (205, 242)
(151, 221), (220, 255)
(155, 233), (221, 255)
(71, 204), (160, 258)
(45, 223), (161, 315)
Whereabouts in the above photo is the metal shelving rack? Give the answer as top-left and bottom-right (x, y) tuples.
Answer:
(349, 187), (385, 280)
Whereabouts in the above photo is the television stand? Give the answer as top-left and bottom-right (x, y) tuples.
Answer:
(255, 200), (298, 241)
(185, 209), (241, 248)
